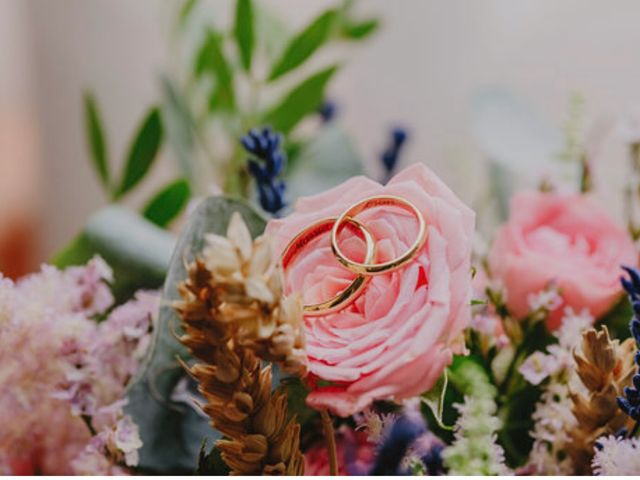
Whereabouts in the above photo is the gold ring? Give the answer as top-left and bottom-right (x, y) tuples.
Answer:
(281, 217), (375, 316)
(330, 195), (426, 275)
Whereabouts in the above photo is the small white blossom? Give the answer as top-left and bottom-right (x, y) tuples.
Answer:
(519, 351), (560, 385)
(592, 435), (640, 475)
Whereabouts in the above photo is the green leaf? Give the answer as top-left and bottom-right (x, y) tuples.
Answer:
(341, 18), (380, 40)
(51, 206), (175, 302)
(124, 196), (266, 473)
(234, 0), (254, 71)
(421, 372), (452, 430)
(143, 178), (191, 228)
(83, 92), (110, 190)
(160, 76), (196, 186)
(263, 65), (338, 134)
(195, 30), (235, 110)
(116, 108), (163, 198)
(178, 0), (198, 29)
(279, 377), (318, 429)
(268, 9), (338, 81)
(254, 2), (291, 62)
(602, 295), (634, 341)
(286, 123), (363, 200)
(51, 232), (95, 268)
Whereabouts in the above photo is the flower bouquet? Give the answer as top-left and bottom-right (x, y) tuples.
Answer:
(3, 1), (640, 477)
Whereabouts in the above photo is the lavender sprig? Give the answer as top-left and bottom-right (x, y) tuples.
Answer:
(381, 127), (408, 183)
(618, 266), (640, 437)
(241, 127), (287, 215)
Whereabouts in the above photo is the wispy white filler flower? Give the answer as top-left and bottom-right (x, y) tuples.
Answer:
(592, 435), (640, 475)
(526, 308), (592, 474)
(442, 362), (511, 475)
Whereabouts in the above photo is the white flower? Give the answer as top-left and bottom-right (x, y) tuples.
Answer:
(592, 435), (640, 475)
(519, 351), (560, 385)
(527, 285), (562, 313)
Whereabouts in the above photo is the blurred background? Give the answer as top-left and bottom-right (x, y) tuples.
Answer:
(3, 0), (640, 275)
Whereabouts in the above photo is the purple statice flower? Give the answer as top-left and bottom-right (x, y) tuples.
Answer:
(618, 267), (640, 436)
(381, 127), (408, 183)
(241, 127), (287, 215)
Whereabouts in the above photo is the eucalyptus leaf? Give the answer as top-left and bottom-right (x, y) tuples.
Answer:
(264, 65), (338, 134)
(143, 178), (191, 228)
(268, 9), (338, 81)
(286, 122), (362, 201)
(124, 196), (266, 473)
(51, 206), (175, 302)
(234, 0), (254, 71)
(421, 372), (451, 430)
(83, 92), (110, 190)
(116, 108), (163, 198)
(195, 30), (235, 110)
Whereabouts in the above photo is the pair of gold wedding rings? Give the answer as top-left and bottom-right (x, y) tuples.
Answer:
(280, 195), (427, 316)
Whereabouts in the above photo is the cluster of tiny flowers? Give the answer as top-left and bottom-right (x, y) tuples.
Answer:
(242, 127), (287, 215)
(0, 257), (155, 475)
(442, 364), (510, 476)
(592, 435), (640, 475)
(71, 402), (143, 475)
(354, 408), (398, 443)
(520, 307), (593, 385)
(525, 309), (592, 474)
(527, 283), (563, 314)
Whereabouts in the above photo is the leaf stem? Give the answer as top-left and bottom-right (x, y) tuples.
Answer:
(320, 408), (338, 475)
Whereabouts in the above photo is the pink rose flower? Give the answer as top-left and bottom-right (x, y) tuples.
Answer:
(488, 191), (637, 330)
(267, 163), (475, 417)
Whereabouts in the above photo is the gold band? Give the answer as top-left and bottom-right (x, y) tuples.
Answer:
(281, 217), (375, 316)
(330, 195), (426, 275)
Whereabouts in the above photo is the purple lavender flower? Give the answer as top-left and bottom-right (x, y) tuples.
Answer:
(381, 127), (408, 183)
(241, 127), (287, 215)
(618, 267), (640, 437)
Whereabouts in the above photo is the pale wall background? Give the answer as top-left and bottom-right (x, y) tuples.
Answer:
(2, 0), (640, 261)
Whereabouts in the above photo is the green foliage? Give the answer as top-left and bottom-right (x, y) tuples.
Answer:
(124, 196), (266, 473)
(83, 92), (110, 190)
(116, 108), (164, 198)
(279, 376), (319, 429)
(264, 65), (338, 134)
(268, 9), (338, 81)
(196, 29), (235, 111)
(234, 0), (255, 71)
(340, 18), (380, 39)
(421, 371), (451, 430)
(51, 206), (175, 302)
(178, 0), (199, 29)
(602, 295), (634, 341)
(143, 178), (191, 227)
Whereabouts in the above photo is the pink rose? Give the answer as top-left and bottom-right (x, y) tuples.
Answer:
(267, 163), (475, 417)
(488, 191), (637, 330)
